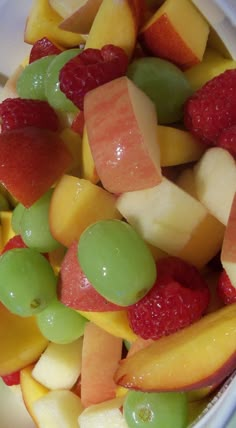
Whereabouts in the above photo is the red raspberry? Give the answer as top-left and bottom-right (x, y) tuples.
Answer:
(217, 125), (236, 157)
(127, 256), (210, 340)
(2, 370), (20, 386)
(0, 98), (59, 133)
(59, 44), (129, 110)
(29, 37), (62, 63)
(184, 69), (236, 145)
(218, 269), (236, 305)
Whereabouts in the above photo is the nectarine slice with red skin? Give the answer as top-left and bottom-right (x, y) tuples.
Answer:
(59, 240), (123, 312)
(0, 127), (72, 207)
(114, 303), (236, 392)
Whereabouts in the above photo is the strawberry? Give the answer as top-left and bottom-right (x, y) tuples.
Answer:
(29, 37), (62, 63)
(128, 256), (210, 340)
(217, 125), (236, 157)
(59, 44), (129, 110)
(184, 69), (236, 145)
(218, 269), (236, 305)
(0, 98), (59, 133)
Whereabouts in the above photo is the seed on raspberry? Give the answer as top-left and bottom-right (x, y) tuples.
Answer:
(0, 98), (59, 132)
(127, 256), (210, 340)
(217, 126), (236, 157)
(29, 37), (62, 64)
(59, 44), (129, 110)
(184, 69), (236, 145)
(218, 269), (236, 305)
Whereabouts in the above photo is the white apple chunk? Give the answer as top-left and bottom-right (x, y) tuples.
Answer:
(78, 397), (128, 428)
(194, 147), (236, 225)
(116, 177), (207, 255)
(84, 76), (162, 194)
(32, 339), (83, 390)
(221, 192), (236, 289)
(33, 390), (83, 428)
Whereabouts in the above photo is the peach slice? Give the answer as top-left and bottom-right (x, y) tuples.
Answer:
(85, 0), (143, 58)
(140, 0), (209, 69)
(24, 0), (85, 48)
(0, 303), (48, 376)
(114, 303), (236, 391)
(49, 175), (121, 247)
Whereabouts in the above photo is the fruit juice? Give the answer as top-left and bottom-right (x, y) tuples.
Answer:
(0, 1), (236, 427)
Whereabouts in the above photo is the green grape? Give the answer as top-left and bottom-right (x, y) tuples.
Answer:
(11, 202), (26, 234)
(0, 248), (57, 317)
(20, 189), (60, 253)
(36, 298), (87, 344)
(78, 219), (156, 306)
(17, 55), (56, 101)
(0, 193), (10, 211)
(123, 390), (188, 428)
(127, 57), (193, 124)
(45, 49), (81, 112)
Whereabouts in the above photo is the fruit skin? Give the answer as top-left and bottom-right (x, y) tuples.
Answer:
(84, 76), (162, 194)
(29, 36), (62, 63)
(218, 270), (236, 305)
(0, 127), (72, 207)
(184, 69), (236, 145)
(80, 322), (122, 408)
(127, 256), (209, 340)
(0, 98), (59, 132)
(59, 45), (128, 111)
(2, 370), (20, 386)
(114, 303), (236, 392)
(139, 0), (209, 70)
(59, 240), (122, 312)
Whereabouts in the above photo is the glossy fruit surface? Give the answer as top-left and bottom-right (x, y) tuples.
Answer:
(36, 298), (87, 344)
(123, 390), (188, 428)
(78, 219), (156, 306)
(0, 248), (57, 316)
(127, 57), (192, 124)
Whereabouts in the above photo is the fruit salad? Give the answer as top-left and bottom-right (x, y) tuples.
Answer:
(0, 0), (236, 427)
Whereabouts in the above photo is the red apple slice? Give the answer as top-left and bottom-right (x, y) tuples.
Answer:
(84, 76), (162, 194)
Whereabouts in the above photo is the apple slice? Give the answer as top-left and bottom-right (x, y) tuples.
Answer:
(78, 397), (127, 428)
(49, 175), (121, 247)
(84, 76), (162, 194)
(140, 0), (210, 69)
(33, 390), (83, 428)
(114, 303), (236, 391)
(221, 192), (236, 289)
(0, 303), (48, 376)
(0, 127), (72, 208)
(32, 339), (83, 390)
(194, 147), (236, 225)
(80, 322), (122, 408)
(59, 0), (103, 34)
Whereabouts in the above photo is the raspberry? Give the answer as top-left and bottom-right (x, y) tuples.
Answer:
(127, 256), (210, 340)
(2, 370), (20, 386)
(29, 37), (62, 63)
(59, 44), (129, 110)
(0, 98), (59, 132)
(217, 126), (236, 157)
(218, 269), (236, 305)
(184, 69), (236, 145)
